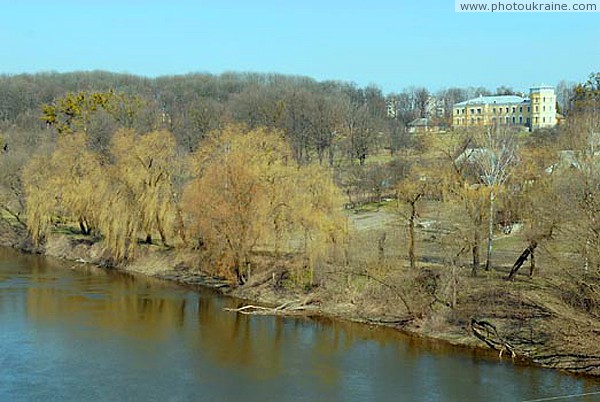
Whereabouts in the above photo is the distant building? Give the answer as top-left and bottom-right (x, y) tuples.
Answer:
(452, 86), (557, 131)
(386, 97), (398, 118)
(407, 117), (432, 133)
(425, 96), (445, 119)
(407, 117), (447, 133)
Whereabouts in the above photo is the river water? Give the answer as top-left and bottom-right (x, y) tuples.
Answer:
(1, 248), (599, 402)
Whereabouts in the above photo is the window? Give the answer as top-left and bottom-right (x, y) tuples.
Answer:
(519, 106), (523, 113)
(477, 108), (481, 115)
(505, 116), (509, 124)
(456, 109), (459, 115)
(543, 117), (546, 123)
(543, 97), (546, 102)
(512, 107), (516, 113)
(543, 106), (545, 111)
(512, 116), (516, 124)
(471, 118), (475, 124)
(519, 116), (523, 124)
(535, 106), (538, 112)
(527, 106), (531, 112)
(470, 108), (475, 114)
(506, 107), (509, 113)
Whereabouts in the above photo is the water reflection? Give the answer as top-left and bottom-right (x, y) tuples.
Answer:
(1, 247), (599, 402)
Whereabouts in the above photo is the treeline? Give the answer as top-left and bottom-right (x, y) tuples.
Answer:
(0, 71), (397, 164)
(0, 71), (580, 166)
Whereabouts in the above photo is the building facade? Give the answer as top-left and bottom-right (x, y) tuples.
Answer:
(452, 86), (557, 130)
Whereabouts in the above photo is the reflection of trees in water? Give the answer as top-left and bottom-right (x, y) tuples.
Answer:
(192, 300), (414, 385)
(10, 252), (493, 390)
(24, 264), (190, 342)
(195, 296), (279, 376)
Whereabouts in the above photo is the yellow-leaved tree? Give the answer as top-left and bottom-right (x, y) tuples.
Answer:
(23, 128), (182, 263)
(183, 124), (346, 285)
(23, 132), (104, 244)
(110, 129), (180, 246)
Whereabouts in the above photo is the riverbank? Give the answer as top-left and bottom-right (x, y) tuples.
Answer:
(2, 223), (598, 378)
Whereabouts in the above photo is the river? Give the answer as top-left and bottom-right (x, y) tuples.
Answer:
(1, 248), (599, 402)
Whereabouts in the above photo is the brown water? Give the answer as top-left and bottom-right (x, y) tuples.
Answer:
(1, 247), (599, 402)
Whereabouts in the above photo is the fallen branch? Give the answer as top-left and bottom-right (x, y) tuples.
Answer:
(470, 317), (516, 358)
(224, 299), (318, 316)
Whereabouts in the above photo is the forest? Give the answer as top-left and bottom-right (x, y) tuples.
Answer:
(1, 71), (599, 374)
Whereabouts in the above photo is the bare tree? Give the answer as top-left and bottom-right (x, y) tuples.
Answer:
(473, 127), (518, 271)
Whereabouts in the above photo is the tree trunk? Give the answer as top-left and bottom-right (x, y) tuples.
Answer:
(328, 145), (335, 167)
(79, 219), (87, 235)
(507, 240), (537, 280)
(409, 201), (416, 270)
(472, 226), (480, 276)
(79, 217), (91, 235)
(485, 190), (495, 271)
(529, 247), (536, 277)
(175, 208), (188, 246)
(451, 263), (458, 309)
(156, 215), (168, 246)
(378, 231), (386, 262)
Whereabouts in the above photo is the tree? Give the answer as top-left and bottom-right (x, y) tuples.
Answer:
(472, 127), (518, 271)
(496, 86), (516, 96)
(444, 136), (489, 276)
(183, 124), (345, 285)
(291, 163), (346, 285)
(504, 147), (559, 279)
(395, 167), (432, 270)
(183, 125), (292, 283)
(41, 90), (146, 156)
(557, 109), (600, 273)
(110, 129), (180, 246)
(414, 87), (430, 118)
(23, 132), (105, 244)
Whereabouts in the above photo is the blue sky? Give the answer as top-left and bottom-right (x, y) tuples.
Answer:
(0, 0), (597, 93)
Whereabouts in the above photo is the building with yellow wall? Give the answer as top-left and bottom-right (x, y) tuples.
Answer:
(452, 86), (557, 131)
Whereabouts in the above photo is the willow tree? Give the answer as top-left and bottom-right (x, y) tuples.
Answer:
(444, 145), (488, 277)
(183, 125), (291, 283)
(292, 163), (346, 285)
(23, 132), (104, 244)
(183, 124), (345, 285)
(51, 132), (105, 235)
(110, 129), (180, 246)
(23, 153), (57, 244)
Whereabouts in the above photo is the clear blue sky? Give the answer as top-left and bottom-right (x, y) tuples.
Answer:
(0, 0), (597, 93)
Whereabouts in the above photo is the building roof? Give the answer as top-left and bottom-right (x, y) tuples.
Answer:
(530, 85), (554, 91)
(408, 117), (430, 127)
(454, 95), (529, 107)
